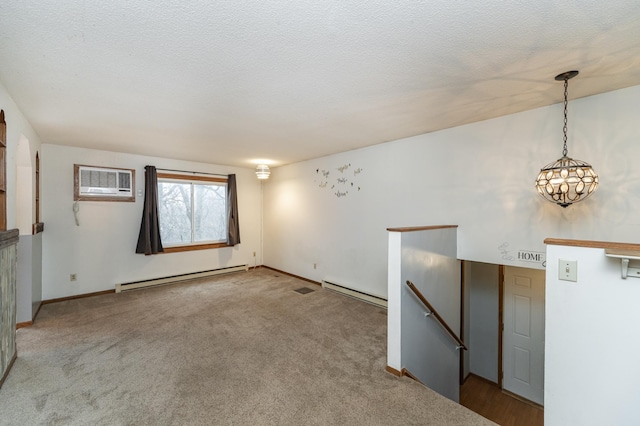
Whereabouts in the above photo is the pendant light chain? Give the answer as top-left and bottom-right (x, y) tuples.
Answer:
(562, 77), (568, 157)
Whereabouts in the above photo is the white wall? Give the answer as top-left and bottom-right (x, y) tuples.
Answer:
(16, 135), (34, 235)
(466, 261), (499, 383)
(545, 243), (640, 426)
(462, 262), (470, 379)
(264, 85), (640, 298)
(0, 80), (42, 230)
(388, 227), (461, 401)
(398, 227), (461, 402)
(1, 79), (44, 325)
(41, 144), (263, 299)
(16, 233), (42, 323)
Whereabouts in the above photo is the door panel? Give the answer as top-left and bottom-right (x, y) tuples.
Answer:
(514, 347), (530, 382)
(503, 266), (545, 405)
(514, 295), (530, 336)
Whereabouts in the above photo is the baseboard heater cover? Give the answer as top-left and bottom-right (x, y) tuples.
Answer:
(116, 264), (249, 293)
(321, 280), (387, 308)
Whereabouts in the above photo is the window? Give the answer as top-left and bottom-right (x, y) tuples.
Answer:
(157, 173), (228, 252)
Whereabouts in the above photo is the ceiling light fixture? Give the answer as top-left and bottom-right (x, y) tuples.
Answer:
(534, 70), (598, 208)
(255, 164), (270, 180)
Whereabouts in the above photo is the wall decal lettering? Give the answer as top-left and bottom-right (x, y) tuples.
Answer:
(498, 242), (514, 261)
(517, 250), (546, 267)
(498, 243), (546, 267)
(315, 163), (363, 198)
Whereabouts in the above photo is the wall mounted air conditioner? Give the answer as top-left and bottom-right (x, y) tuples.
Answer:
(74, 164), (135, 202)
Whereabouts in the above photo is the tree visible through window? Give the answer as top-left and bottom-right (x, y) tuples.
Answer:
(157, 175), (227, 247)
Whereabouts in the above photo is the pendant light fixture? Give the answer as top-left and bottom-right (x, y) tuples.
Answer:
(534, 70), (598, 208)
(255, 164), (270, 180)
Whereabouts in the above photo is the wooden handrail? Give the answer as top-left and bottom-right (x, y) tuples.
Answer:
(406, 280), (467, 351)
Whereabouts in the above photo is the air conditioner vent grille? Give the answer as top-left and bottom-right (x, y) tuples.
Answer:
(81, 170), (118, 189)
(74, 164), (135, 202)
(118, 172), (131, 190)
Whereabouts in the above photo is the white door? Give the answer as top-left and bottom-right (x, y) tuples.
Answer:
(503, 266), (545, 405)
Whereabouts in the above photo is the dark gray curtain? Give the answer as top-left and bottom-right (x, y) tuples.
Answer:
(136, 165), (164, 255)
(227, 174), (241, 245)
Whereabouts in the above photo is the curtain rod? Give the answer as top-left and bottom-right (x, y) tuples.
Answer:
(156, 168), (229, 178)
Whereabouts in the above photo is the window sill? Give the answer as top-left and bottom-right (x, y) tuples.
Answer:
(161, 242), (230, 253)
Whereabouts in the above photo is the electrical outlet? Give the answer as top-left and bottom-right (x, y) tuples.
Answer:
(253, 251), (256, 257)
(70, 273), (77, 282)
(558, 259), (577, 282)
(313, 263), (317, 269)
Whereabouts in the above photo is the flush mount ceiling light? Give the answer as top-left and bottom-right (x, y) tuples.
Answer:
(255, 164), (270, 180)
(535, 70), (598, 208)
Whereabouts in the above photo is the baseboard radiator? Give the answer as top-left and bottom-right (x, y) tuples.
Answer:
(321, 280), (387, 308)
(116, 264), (249, 293)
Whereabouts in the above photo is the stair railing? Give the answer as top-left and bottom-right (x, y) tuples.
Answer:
(406, 280), (467, 351)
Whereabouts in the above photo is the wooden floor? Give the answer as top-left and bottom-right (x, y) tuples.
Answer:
(460, 375), (544, 426)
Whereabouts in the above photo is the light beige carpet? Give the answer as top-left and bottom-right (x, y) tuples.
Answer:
(0, 268), (494, 425)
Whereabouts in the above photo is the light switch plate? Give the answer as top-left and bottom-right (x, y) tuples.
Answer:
(559, 259), (578, 282)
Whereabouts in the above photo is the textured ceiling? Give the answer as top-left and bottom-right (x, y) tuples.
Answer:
(1, 1), (640, 168)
